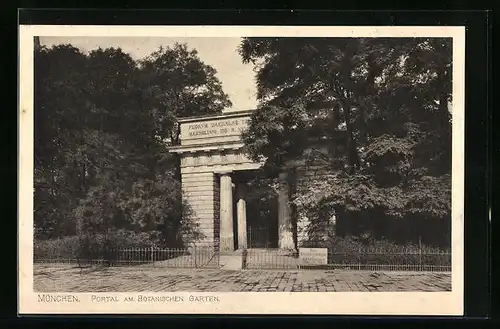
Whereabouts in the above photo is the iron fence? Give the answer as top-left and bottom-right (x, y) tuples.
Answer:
(34, 245), (451, 272)
(34, 247), (220, 269)
(248, 226), (275, 249)
(242, 247), (451, 272)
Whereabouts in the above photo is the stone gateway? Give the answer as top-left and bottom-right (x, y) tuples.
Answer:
(168, 110), (336, 252)
(168, 110), (298, 252)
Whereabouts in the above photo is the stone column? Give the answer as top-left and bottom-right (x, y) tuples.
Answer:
(219, 172), (234, 252)
(236, 183), (248, 250)
(278, 171), (294, 250)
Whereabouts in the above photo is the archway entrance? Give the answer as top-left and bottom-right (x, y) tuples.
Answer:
(245, 180), (279, 249)
(232, 173), (279, 249)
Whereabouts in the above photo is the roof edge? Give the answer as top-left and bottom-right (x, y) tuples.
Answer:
(177, 109), (255, 123)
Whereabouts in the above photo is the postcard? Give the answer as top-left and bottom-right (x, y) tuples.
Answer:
(19, 25), (465, 315)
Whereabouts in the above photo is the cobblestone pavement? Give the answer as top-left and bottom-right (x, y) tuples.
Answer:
(34, 264), (451, 292)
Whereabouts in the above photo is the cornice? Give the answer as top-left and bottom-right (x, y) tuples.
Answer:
(176, 110), (255, 124)
(168, 142), (245, 154)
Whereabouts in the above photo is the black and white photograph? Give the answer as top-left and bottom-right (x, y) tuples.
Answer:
(18, 26), (465, 315)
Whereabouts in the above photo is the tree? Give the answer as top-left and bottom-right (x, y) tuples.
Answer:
(34, 44), (89, 238)
(34, 42), (231, 249)
(137, 43), (232, 146)
(239, 37), (452, 247)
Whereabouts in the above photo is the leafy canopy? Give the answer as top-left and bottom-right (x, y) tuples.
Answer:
(34, 42), (231, 247)
(238, 37), (452, 229)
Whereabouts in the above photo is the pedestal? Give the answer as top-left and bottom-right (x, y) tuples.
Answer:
(219, 173), (234, 252)
(278, 171), (294, 250)
(236, 183), (248, 249)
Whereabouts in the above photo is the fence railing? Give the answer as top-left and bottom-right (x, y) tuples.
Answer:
(34, 247), (220, 269)
(34, 245), (451, 272)
(248, 226), (276, 249)
(242, 247), (451, 272)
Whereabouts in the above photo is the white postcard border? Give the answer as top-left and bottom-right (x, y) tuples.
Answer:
(18, 25), (465, 315)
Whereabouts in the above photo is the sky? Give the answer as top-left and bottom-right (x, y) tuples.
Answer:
(39, 36), (258, 112)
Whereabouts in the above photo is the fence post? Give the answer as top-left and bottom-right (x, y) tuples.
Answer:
(194, 245), (197, 268)
(151, 246), (154, 267)
(242, 248), (247, 269)
(358, 247), (361, 271)
(248, 226), (251, 249)
(419, 236), (422, 272)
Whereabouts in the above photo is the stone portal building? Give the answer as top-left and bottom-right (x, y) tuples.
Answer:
(168, 110), (337, 252)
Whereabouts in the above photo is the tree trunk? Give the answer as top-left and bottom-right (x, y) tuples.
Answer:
(288, 168), (299, 251)
(342, 103), (361, 173)
(173, 123), (181, 145)
(438, 67), (452, 165)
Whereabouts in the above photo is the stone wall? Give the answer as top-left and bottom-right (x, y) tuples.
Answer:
(212, 174), (221, 251)
(181, 172), (216, 248)
(294, 146), (336, 247)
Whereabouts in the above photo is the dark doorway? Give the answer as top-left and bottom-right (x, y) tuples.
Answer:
(245, 177), (279, 248)
(232, 189), (238, 250)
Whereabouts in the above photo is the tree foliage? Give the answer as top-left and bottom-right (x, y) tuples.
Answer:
(34, 42), (231, 247)
(239, 37), (452, 246)
(138, 44), (232, 145)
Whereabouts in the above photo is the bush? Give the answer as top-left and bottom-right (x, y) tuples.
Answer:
(34, 235), (81, 260)
(301, 236), (450, 267)
(34, 229), (162, 262)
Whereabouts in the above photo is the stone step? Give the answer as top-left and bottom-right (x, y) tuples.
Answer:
(218, 254), (243, 270)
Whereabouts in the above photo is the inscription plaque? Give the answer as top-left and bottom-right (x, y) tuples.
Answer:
(299, 248), (328, 265)
(181, 117), (250, 140)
